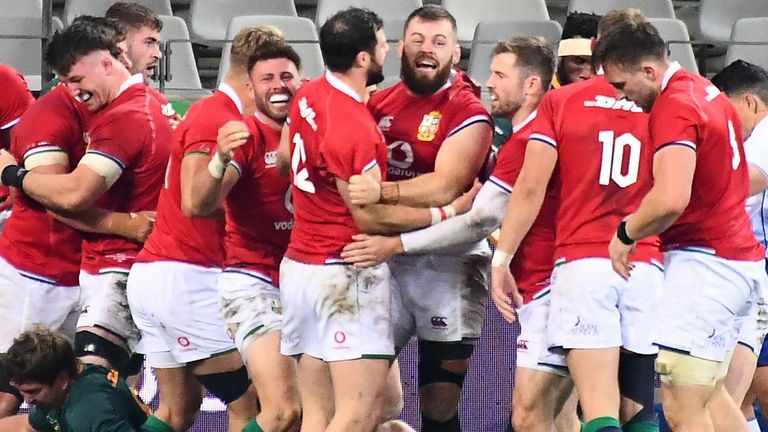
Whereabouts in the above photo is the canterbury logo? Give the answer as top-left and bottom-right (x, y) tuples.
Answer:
(430, 316), (447, 327)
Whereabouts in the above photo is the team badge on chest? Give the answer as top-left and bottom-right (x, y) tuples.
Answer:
(417, 111), (441, 142)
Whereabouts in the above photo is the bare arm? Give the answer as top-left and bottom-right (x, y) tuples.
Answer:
(389, 122), (492, 207)
(15, 163), (107, 213)
(749, 163), (768, 196)
(182, 121), (245, 217)
(623, 146), (696, 240)
(0, 414), (35, 432)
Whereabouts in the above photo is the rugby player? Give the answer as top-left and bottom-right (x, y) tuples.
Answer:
(345, 6), (493, 431)
(0, 22), (172, 381)
(127, 27), (283, 432)
(0, 328), (149, 432)
(599, 19), (768, 432)
(492, 9), (661, 432)
(0, 63), (34, 149)
(554, 11), (600, 87)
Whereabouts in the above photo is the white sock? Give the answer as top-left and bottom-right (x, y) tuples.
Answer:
(747, 417), (761, 432)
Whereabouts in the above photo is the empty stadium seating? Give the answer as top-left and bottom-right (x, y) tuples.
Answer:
(443, 0), (550, 43)
(63, 0), (172, 25)
(568, 0), (674, 19)
(154, 15), (202, 92)
(725, 17), (768, 72)
(189, 0), (297, 43)
(648, 18), (698, 73)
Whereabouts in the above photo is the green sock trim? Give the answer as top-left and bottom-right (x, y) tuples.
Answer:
(242, 418), (264, 432)
(141, 416), (175, 432)
(622, 419), (659, 432)
(583, 416), (621, 432)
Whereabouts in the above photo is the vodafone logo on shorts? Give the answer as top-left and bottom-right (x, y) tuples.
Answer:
(332, 331), (350, 350)
(177, 336), (195, 352)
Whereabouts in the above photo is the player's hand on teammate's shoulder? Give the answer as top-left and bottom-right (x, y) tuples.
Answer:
(450, 180), (482, 215)
(348, 173), (381, 206)
(341, 233), (403, 267)
(490, 265), (523, 323)
(216, 121), (250, 162)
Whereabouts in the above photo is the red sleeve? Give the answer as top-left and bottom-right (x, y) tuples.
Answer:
(87, 114), (145, 168)
(528, 92), (558, 148)
(0, 66), (34, 130)
(445, 93), (492, 138)
(231, 125), (262, 178)
(323, 119), (380, 182)
(649, 94), (700, 152)
(490, 135), (525, 190)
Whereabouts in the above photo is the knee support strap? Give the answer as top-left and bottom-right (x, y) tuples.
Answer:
(418, 340), (474, 388)
(196, 366), (250, 404)
(121, 353), (144, 377)
(74, 330), (130, 370)
(422, 413), (460, 432)
(619, 352), (657, 425)
(655, 348), (728, 387)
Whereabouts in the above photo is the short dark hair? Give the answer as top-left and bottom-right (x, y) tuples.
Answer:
(3, 328), (78, 386)
(105, 2), (162, 33)
(71, 15), (126, 45)
(597, 8), (646, 37)
(712, 60), (768, 105)
(561, 11), (600, 40)
(319, 7), (383, 73)
(45, 20), (123, 76)
(247, 41), (302, 73)
(493, 36), (555, 84)
(404, 5), (457, 37)
(594, 20), (666, 69)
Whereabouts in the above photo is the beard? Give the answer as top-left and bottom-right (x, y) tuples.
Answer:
(255, 90), (291, 123)
(556, 61), (572, 86)
(366, 58), (385, 87)
(400, 53), (452, 96)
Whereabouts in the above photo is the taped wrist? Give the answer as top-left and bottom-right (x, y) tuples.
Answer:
(492, 250), (513, 268)
(429, 204), (456, 225)
(207, 153), (228, 179)
(1, 165), (27, 189)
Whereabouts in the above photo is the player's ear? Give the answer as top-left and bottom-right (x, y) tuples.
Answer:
(355, 50), (370, 69)
(641, 63), (656, 82)
(452, 43), (461, 65)
(245, 80), (255, 101)
(396, 40), (404, 60)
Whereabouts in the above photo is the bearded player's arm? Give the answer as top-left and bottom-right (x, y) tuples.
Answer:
(382, 121), (492, 207)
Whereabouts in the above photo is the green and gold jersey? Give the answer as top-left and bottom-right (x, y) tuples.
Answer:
(28, 365), (149, 432)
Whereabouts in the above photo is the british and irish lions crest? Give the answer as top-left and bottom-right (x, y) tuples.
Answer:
(417, 111), (441, 142)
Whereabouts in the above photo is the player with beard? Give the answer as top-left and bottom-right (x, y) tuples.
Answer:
(0, 17), (157, 420)
(0, 20), (171, 400)
(279, 7), (479, 432)
(493, 9), (663, 432)
(184, 40), (304, 432)
(342, 36), (583, 432)
(344, 5), (492, 431)
(127, 27), (286, 432)
(105, 2), (180, 128)
(554, 11), (600, 88)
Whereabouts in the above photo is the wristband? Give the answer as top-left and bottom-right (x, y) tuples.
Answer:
(429, 204), (458, 225)
(616, 221), (635, 245)
(491, 250), (514, 268)
(380, 182), (400, 204)
(1, 165), (28, 189)
(207, 153), (227, 179)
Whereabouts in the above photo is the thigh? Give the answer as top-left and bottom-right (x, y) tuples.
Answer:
(297, 354), (334, 431)
(153, 365), (204, 412)
(620, 261), (663, 354)
(78, 270), (140, 349)
(243, 331), (299, 405)
(654, 252), (755, 362)
(136, 262), (233, 365)
(392, 254), (487, 344)
(548, 258), (623, 350)
(218, 269), (283, 354)
(0, 259), (79, 352)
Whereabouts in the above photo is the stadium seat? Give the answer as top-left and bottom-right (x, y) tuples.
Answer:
(466, 20), (562, 86)
(647, 18), (698, 73)
(63, 0), (173, 26)
(0, 15), (66, 90)
(0, 0), (42, 17)
(567, 0), (674, 19)
(314, 0), (422, 27)
(217, 15), (325, 85)
(154, 15), (202, 92)
(442, 0), (549, 44)
(189, 0), (297, 43)
(698, 0), (768, 43)
(725, 17), (768, 71)
(382, 18), (406, 85)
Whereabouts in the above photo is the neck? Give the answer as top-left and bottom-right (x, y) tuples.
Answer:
(255, 110), (284, 131)
(108, 69), (134, 104)
(508, 99), (538, 129)
(330, 69), (367, 101)
(224, 73), (253, 115)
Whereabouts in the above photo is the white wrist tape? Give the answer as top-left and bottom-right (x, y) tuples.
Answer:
(491, 250), (514, 268)
(429, 204), (457, 226)
(207, 153), (227, 179)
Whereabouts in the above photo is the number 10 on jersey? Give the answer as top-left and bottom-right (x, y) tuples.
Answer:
(598, 131), (641, 188)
